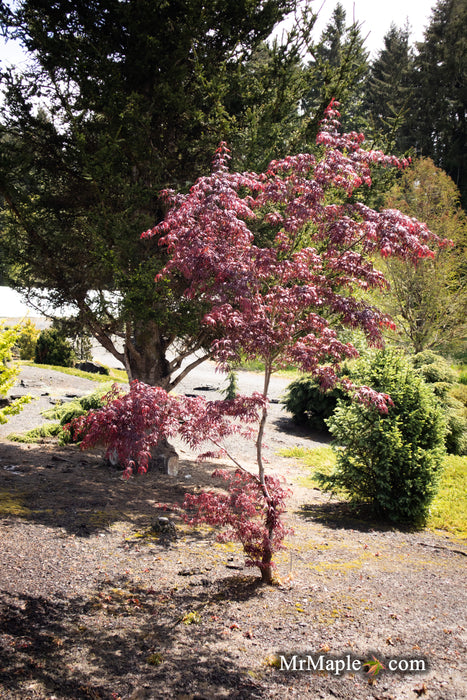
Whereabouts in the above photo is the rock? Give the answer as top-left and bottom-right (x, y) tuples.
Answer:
(107, 442), (179, 476)
(150, 442), (179, 476)
(74, 360), (109, 375)
(152, 516), (177, 540)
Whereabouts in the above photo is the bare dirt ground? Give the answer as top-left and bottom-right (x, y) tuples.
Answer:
(0, 366), (466, 700)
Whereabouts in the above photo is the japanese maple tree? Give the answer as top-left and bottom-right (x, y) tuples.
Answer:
(75, 101), (445, 584)
(147, 99), (444, 475)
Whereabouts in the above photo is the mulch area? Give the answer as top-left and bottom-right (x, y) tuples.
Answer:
(0, 367), (466, 699)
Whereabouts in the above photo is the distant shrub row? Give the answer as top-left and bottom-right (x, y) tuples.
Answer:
(11, 321), (108, 375)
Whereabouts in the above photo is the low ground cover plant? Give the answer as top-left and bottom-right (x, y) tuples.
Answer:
(8, 384), (112, 444)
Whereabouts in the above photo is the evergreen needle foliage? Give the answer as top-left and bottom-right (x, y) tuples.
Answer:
(318, 350), (447, 527)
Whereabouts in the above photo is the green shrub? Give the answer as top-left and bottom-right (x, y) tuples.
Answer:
(450, 383), (467, 407)
(34, 328), (75, 367)
(0, 324), (32, 423)
(318, 350), (446, 527)
(43, 383), (111, 423)
(443, 396), (467, 456)
(412, 351), (457, 384)
(9, 384), (112, 444)
(411, 349), (441, 367)
(411, 352), (466, 455)
(282, 375), (348, 432)
(15, 319), (40, 360)
(8, 422), (62, 443)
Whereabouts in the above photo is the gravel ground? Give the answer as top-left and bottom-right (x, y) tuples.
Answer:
(1, 363), (466, 700)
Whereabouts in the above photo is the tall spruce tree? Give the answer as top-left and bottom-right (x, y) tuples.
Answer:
(363, 22), (415, 153)
(302, 2), (370, 136)
(0, 0), (299, 387)
(408, 0), (467, 207)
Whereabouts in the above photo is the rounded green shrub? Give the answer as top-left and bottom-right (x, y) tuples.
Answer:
(319, 350), (446, 527)
(443, 396), (467, 456)
(34, 328), (75, 367)
(283, 376), (348, 432)
(412, 351), (457, 384)
(412, 351), (466, 455)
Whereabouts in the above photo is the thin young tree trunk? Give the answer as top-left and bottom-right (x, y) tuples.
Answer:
(256, 359), (276, 584)
(256, 361), (272, 486)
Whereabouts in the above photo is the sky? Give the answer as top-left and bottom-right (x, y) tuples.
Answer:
(0, 287), (44, 318)
(294, 0), (435, 56)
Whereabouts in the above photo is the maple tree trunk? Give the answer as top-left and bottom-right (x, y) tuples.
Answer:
(257, 360), (275, 584)
(261, 502), (276, 584)
(256, 361), (272, 485)
(261, 549), (274, 584)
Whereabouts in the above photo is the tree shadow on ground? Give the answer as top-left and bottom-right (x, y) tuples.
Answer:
(0, 571), (271, 700)
(296, 500), (411, 534)
(269, 414), (332, 445)
(0, 441), (231, 538)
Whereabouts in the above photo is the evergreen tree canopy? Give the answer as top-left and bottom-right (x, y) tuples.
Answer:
(363, 22), (415, 153)
(302, 2), (370, 136)
(0, 0), (299, 387)
(408, 0), (467, 206)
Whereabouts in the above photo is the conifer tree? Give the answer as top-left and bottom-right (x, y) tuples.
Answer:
(0, 0), (297, 387)
(363, 22), (415, 153)
(408, 0), (467, 207)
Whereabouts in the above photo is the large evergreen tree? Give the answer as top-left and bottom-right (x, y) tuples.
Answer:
(302, 2), (370, 136)
(0, 0), (299, 387)
(363, 22), (415, 153)
(408, 0), (467, 207)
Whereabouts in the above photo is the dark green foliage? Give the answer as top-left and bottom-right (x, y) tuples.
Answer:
(362, 23), (414, 153)
(34, 328), (74, 367)
(318, 350), (446, 527)
(406, 0), (467, 208)
(222, 370), (239, 400)
(0, 0), (297, 388)
(282, 375), (347, 432)
(302, 3), (370, 137)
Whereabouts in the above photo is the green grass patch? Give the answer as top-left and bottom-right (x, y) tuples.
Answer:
(20, 361), (127, 384)
(231, 357), (300, 378)
(428, 455), (467, 538)
(281, 445), (336, 488)
(282, 446), (467, 538)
